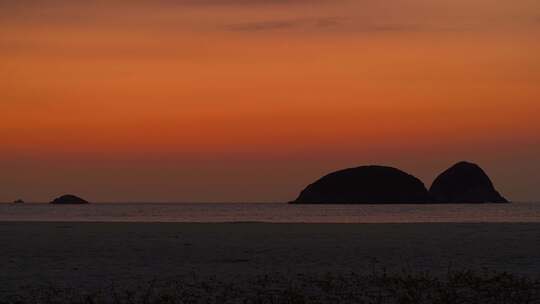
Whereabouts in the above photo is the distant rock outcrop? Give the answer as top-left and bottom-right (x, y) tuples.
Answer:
(50, 194), (89, 204)
(292, 165), (431, 204)
(429, 162), (508, 203)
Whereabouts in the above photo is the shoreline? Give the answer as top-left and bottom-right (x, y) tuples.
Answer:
(1, 220), (540, 224)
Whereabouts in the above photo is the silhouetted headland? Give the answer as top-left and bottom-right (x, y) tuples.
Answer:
(430, 161), (508, 203)
(292, 162), (509, 204)
(292, 165), (431, 204)
(50, 194), (89, 204)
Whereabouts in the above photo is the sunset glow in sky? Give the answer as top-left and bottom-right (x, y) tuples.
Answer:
(1, 0), (539, 202)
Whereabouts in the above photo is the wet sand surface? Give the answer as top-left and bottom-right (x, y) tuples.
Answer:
(1, 222), (540, 295)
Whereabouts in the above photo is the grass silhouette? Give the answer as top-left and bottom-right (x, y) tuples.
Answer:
(3, 269), (539, 304)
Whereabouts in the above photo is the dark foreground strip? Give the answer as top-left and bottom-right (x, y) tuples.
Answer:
(3, 270), (540, 304)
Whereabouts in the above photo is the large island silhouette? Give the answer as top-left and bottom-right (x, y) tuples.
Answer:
(293, 165), (431, 204)
(292, 162), (508, 204)
(430, 161), (508, 203)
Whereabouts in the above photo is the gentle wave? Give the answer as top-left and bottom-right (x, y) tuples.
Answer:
(1, 202), (539, 223)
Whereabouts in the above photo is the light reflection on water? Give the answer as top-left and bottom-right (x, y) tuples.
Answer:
(1, 202), (539, 223)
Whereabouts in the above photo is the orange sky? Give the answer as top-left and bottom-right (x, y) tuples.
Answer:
(1, 0), (539, 202)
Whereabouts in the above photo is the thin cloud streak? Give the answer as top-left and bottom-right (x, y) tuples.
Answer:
(224, 17), (343, 32)
(0, 0), (326, 9)
(222, 17), (470, 33)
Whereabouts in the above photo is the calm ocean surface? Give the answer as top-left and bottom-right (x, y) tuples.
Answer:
(1, 202), (539, 223)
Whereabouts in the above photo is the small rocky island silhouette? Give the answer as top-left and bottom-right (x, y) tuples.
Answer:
(430, 161), (508, 203)
(292, 162), (508, 204)
(50, 194), (89, 204)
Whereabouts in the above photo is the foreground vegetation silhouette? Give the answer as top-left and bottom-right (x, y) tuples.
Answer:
(3, 270), (538, 304)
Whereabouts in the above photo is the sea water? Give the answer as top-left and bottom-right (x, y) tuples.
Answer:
(1, 202), (539, 223)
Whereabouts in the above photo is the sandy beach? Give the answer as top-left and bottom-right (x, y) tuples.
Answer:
(2, 222), (539, 298)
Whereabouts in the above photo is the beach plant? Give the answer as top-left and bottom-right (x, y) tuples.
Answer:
(1, 270), (539, 304)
